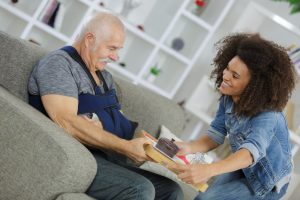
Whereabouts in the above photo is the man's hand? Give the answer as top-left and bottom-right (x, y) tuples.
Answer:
(124, 137), (152, 163)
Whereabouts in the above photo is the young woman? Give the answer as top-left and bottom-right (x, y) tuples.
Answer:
(173, 33), (296, 200)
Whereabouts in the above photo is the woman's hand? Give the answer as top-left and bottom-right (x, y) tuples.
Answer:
(169, 163), (213, 185)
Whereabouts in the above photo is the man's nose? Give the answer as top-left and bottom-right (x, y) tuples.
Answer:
(109, 53), (119, 61)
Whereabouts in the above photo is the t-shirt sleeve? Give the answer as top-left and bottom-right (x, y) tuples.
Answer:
(34, 54), (78, 98)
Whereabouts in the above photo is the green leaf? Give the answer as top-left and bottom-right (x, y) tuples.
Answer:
(271, 0), (300, 14)
(288, 0), (300, 4)
(290, 3), (300, 13)
(150, 67), (161, 76)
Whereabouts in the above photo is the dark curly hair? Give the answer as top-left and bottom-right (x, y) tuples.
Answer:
(211, 33), (296, 117)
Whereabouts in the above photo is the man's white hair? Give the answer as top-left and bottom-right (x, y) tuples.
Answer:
(75, 12), (124, 44)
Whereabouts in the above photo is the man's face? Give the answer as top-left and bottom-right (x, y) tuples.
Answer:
(88, 27), (125, 71)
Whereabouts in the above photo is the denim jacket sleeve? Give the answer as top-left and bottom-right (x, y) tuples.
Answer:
(206, 96), (227, 145)
(238, 112), (277, 166)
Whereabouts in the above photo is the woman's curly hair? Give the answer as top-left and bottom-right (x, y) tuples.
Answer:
(211, 33), (296, 117)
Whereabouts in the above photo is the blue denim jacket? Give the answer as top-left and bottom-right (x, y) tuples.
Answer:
(206, 96), (293, 197)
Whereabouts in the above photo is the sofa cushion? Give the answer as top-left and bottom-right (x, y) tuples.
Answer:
(55, 193), (96, 200)
(0, 87), (97, 200)
(0, 31), (47, 102)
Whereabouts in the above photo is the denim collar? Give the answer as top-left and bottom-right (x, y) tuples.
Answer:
(224, 95), (234, 114)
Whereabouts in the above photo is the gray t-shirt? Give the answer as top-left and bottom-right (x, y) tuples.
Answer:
(28, 49), (115, 98)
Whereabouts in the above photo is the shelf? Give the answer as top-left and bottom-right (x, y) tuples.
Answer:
(37, 0), (88, 37)
(2, 0), (43, 16)
(0, 0), (235, 101)
(57, 0), (88, 37)
(118, 31), (154, 75)
(233, 2), (300, 47)
(290, 130), (300, 146)
(26, 27), (66, 51)
(99, 0), (182, 41)
(0, 7), (27, 37)
(106, 63), (136, 83)
(0, 0), (31, 22)
(34, 21), (70, 43)
(184, 75), (219, 124)
(142, 50), (187, 94)
(164, 16), (209, 59)
(186, 0), (229, 26)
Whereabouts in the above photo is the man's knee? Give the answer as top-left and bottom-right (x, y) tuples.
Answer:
(164, 181), (184, 200)
(129, 178), (155, 200)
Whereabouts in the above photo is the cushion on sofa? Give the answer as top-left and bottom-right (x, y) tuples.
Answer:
(114, 76), (185, 137)
(55, 193), (96, 200)
(0, 87), (97, 200)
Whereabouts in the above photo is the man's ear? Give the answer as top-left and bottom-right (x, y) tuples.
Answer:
(84, 32), (95, 48)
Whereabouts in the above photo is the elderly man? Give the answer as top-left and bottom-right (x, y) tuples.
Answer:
(28, 12), (183, 200)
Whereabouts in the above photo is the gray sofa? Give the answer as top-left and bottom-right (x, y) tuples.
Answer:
(0, 31), (197, 200)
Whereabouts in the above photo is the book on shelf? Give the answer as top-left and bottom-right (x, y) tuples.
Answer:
(54, 2), (66, 31)
(39, 0), (58, 24)
(39, 0), (66, 31)
(47, 2), (60, 28)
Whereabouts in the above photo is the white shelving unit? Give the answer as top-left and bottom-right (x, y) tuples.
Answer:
(0, 0), (235, 99)
(233, 1), (300, 47)
(181, 75), (218, 140)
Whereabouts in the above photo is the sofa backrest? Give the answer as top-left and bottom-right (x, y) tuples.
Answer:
(0, 31), (47, 102)
(114, 77), (185, 136)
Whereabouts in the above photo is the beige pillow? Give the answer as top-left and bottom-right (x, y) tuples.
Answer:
(159, 125), (182, 141)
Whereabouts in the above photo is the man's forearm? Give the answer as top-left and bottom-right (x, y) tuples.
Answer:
(55, 114), (129, 153)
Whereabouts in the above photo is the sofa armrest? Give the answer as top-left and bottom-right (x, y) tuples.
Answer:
(114, 77), (185, 138)
(0, 87), (97, 200)
(55, 193), (96, 200)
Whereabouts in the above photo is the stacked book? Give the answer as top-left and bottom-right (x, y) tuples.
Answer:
(39, 0), (66, 31)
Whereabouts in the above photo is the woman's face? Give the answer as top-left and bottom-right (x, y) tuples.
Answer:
(219, 56), (251, 102)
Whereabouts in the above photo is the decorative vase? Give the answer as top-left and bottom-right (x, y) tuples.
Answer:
(171, 37), (184, 52)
